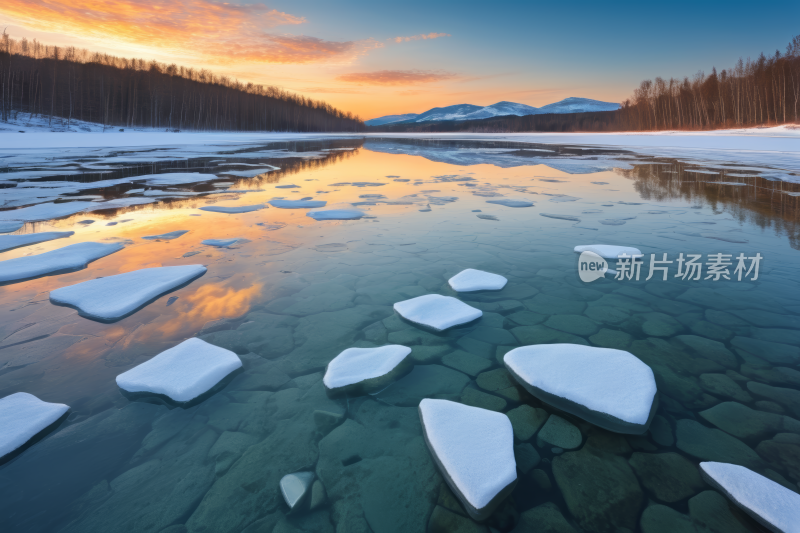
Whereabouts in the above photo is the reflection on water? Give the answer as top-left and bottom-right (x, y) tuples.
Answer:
(0, 138), (799, 532)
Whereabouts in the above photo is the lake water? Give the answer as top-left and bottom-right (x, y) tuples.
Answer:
(1, 137), (799, 533)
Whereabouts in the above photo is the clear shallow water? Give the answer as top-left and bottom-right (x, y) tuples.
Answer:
(0, 138), (799, 532)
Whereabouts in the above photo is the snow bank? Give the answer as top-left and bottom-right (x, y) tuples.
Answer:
(504, 344), (658, 434)
(50, 264), (207, 321)
(448, 269), (508, 292)
(394, 294), (482, 331)
(306, 209), (365, 220)
(574, 244), (643, 259)
(0, 242), (124, 283)
(0, 392), (69, 459)
(199, 204), (266, 214)
(0, 231), (74, 253)
(116, 338), (242, 402)
(700, 462), (800, 533)
(269, 199), (327, 209)
(323, 345), (412, 395)
(419, 399), (517, 520)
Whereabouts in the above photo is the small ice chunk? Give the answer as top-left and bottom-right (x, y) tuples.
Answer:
(449, 269), (508, 292)
(323, 345), (412, 395)
(275, 184), (300, 188)
(539, 213), (580, 222)
(419, 399), (516, 520)
(142, 172), (217, 186)
(0, 231), (74, 253)
(306, 209), (365, 221)
(142, 230), (189, 240)
(0, 392), (69, 459)
(504, 344), (657, 434)
(700, 462), (800, 533)
(269, 199), (327, 209)
(394, 294), (482, 331)
(0, 221), (24, 234)
(280, 472), (315, 509)
(0, 242), (124, 283)
(202, 239), (242, 248)
(50, 265), (207, 322)
(486, 199), (534, 208)
(116, 338), (242, 402)
(573, 244), (643, 259)
(199, 204), (266, 214)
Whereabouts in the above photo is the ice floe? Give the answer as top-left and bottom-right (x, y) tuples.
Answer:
(50, 264), (207, 321)
(573, 244), (643, 259)
(219, 167), (278, 177)
(0, 392), (69, 459)
(142, 230), (189, 240)
(0, 231), (74, 253)
(699, 462), (800, 533)
(202, 239), (243, 248)
(141, 173), (217, 186)
(306, 209), (365, 220)
(394, 294), (482, 331)
(540, 213), (580, 222)
(0, 221), (23, 234)
(269, 199), (327, 209)
(504, 344), (658, 434)
(419, 399), (517, 520)
(486, 199), (534, 208)
(199, 204), (266, 214)
(323, 345), (412, 395)
(0, 242), (124, 283)
(115, 338), (242, 402)
(0, 202), (93, 222)
(448, 269), (508, 292)
(280, 472), (315, 510)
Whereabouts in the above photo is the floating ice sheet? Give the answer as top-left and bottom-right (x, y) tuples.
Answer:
(394, 294), (482, 331)
(486, 199), (534, 208)
(0, 221), (23, 234)
(448, 269), (508, 292)
(0, 231), (74, 253)
(323, 345), (412, 394)
(202, 239), (243, 248)
(540, 213), (580, 222)
(116, 338), (242, 402)
(0, 242), (123, 283)
(0, 392), (69, 459)
(269, 199), (327, 209)
(50, 264), (207, 321)
(142, 230), (189, 240)
(0, 202), (92, 222)
(199, 204), (266, 214)
(306, 209), (365, 220)
(574, 244), (643, 259)
(280, 472), (315, 509)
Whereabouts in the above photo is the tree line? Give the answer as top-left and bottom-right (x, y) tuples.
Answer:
(0, 32), (364, 132)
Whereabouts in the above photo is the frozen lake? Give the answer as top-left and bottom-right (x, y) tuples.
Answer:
(0, 136), (799, 532)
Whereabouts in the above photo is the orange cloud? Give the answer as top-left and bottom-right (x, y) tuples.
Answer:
(392, 33), (451, 43)
(158, 281), (263, 336)
(1, 0), (378, 64)
(336, 69), (458, 86)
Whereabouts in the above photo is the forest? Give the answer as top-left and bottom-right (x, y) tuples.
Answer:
(372, 33), (800, 133)
(0, 32), (365, 132)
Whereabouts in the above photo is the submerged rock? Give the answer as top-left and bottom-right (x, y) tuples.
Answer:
(419, 399), (517, 521)
(322, 345), (412, 396)
(537, 415), (582, 450)
(394, 294), (482, 331)
(700, 461), (800, 533)
(675, 420), (762, 469)
(628, 452), (704, 503)
(280, 472), (315, 510)
(512, 503), (577, 533)
(377, 364), (469, 407)
(0, 392), (69, 460)
(504, 344), (658, 434)
(699, 401), (800, 441)
(448, 268), (508, 292)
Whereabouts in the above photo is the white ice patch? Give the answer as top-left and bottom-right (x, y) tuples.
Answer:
(0, 231), (74, 253)
(504, 344), (657, 425)
(219, 167), (278, 177)
(142, 230), (189, 240)
(0, 202), (93, 222)
(202, 239), (242, 248)
(116, 338), (242, 402)
(700, 462), (800, 533)
(199, 204), (266, 214)
(280, 472), (315, 509)
(306, 209), (365, 220)
(448, 269), (508, 292)
(0, 242), (124, 283)
(269, 199), (327, 209)
(419, 399), (516, 513)
(486, 199), (534, 208)
(0, 392), (69, 459)
(0, 221), (24, 234)
(573, 244), (643, 259)
(50, 264), (207, 321)
(141, 173), (218, 186)
(394, 294), (482, 331)
(323, 345), (412, 390)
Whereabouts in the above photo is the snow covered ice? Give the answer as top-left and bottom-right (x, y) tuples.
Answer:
(323, 345), (412, 395)
(269, 199), (327, 208)
(199, 204), (266, 214)
(419, 399), (517, 521)
(0, 221), (24, 234)
(202, 239), (243, 248)
(0, 392), (69, 459)
(394, 294), (482, 331)
(142, 230), (189, 240)
(116, 338), (242, 403)
(279, 472), (315, 509)
(448, 268), (508, 292)
(0, 231), (74, 253)
(573, 244), (643, 259)
(504, 344), (658, 434)
(49, 264), (207, 321)
(700, 462), (800, 533)
(0, 202), (93, 222)
(485, 199), (534, 208)
(0, 242), (124, 283)
(306, 209), (365, 220)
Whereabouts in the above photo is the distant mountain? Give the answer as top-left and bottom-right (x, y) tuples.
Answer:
(365, 97), (620, 125)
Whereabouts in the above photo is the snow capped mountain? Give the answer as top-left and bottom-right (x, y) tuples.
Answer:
(366, 97), (620, 125)
(537, 97), (620, 114)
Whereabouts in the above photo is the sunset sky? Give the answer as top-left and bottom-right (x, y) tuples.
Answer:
(2, 0), (799, 120)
